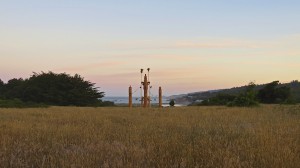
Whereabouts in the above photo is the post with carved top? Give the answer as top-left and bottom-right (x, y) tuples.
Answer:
(129, 85), (132, 108)
(159, 86), (162, 108)
(142, 74), (149, 108)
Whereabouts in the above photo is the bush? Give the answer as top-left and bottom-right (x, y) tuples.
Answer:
(199, 94), (236, 106)
(227, 95), (259, 107)
(280, 98), (297, 105)
(227, 82), (259, 107)
(169, 100), (175, 107)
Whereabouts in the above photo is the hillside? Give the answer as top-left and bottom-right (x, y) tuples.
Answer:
(171, 80), (300, 105)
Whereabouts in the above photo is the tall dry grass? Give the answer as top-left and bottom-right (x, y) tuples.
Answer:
(0, 105), (299, 167)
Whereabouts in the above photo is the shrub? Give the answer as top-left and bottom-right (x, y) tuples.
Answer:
(228, 82), (259, 107)
(227, 95), (259, 107)
(169, 99), (175, 107)
(199, 94), (236, 106)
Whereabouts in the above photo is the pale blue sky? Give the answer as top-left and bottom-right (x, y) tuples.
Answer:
(1, 0), (300, 38)
(1, 0), (299, 96)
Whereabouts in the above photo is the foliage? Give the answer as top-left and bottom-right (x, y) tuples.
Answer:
(227, 82), (259, 107)
(179, 80), (300, 104)
(0, 79), (3, 87)
(289, 80), (300, 102)
(257, 81), (291, 104)
(199, 93), (236, 106)
(199, 82), (259, 107)
(101, 101), (115, 107)
(198, 81), (296, 106)
(169, 99), (175, 106)
(227, 95), (259, 107)
(0, 79), (4, 99)
(0, 99), (48, 108)
(0, 72), (106, 106)
(2, 78), (25, 99)
(280, 98), (297, 105)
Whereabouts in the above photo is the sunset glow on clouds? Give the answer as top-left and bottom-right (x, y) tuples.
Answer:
(1, 0), (299, 96)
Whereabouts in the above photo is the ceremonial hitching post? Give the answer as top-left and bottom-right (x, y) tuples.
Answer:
(128, 68), (163, 108)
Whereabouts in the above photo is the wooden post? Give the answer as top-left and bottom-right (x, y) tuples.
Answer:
(159, 86), (162, 108)
(129, 86), (132, 108)
(143, 74), (149, 108)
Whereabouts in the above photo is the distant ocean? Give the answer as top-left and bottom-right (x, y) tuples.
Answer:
(103, 97), (184, 106)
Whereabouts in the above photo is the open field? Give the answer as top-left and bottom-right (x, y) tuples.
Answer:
(0, 105), (299, 167)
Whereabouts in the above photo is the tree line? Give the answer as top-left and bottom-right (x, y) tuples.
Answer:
(0, 72), (113, 107)
(199, 81), (296, 107)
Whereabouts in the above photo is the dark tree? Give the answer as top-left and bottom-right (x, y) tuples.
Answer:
(0, 72), (105, 106)
(257, 81), (278, 103)
(0, 79), (3, 86)
(257, 81), (291, 103)
(227, 82), (259, 107)
(21, 72), (104, 106)
(274, 86), (291, 103)
(0, 79), (4, 98)
(2, 78), (25, 99)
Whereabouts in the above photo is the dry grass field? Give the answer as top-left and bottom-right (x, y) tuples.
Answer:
(0, 105), (299, 168)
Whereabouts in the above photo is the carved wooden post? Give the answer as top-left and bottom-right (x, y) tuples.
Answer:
(159, 87), (162, 108)
(143, 74), (149, 108)
(129, 86), (132, 108)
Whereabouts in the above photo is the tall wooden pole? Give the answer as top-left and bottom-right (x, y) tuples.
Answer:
(147, 68), (151, 108)
(140, 69), (143, 107)
(129, 86), (132, 108)
(159, 86), (162, 108)
(143, 74), (149, 108)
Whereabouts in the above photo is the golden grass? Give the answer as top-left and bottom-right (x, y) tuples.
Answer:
(0, 105), (299, 167)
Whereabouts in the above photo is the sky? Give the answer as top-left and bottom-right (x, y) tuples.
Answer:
(0, 0), (300, 96)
